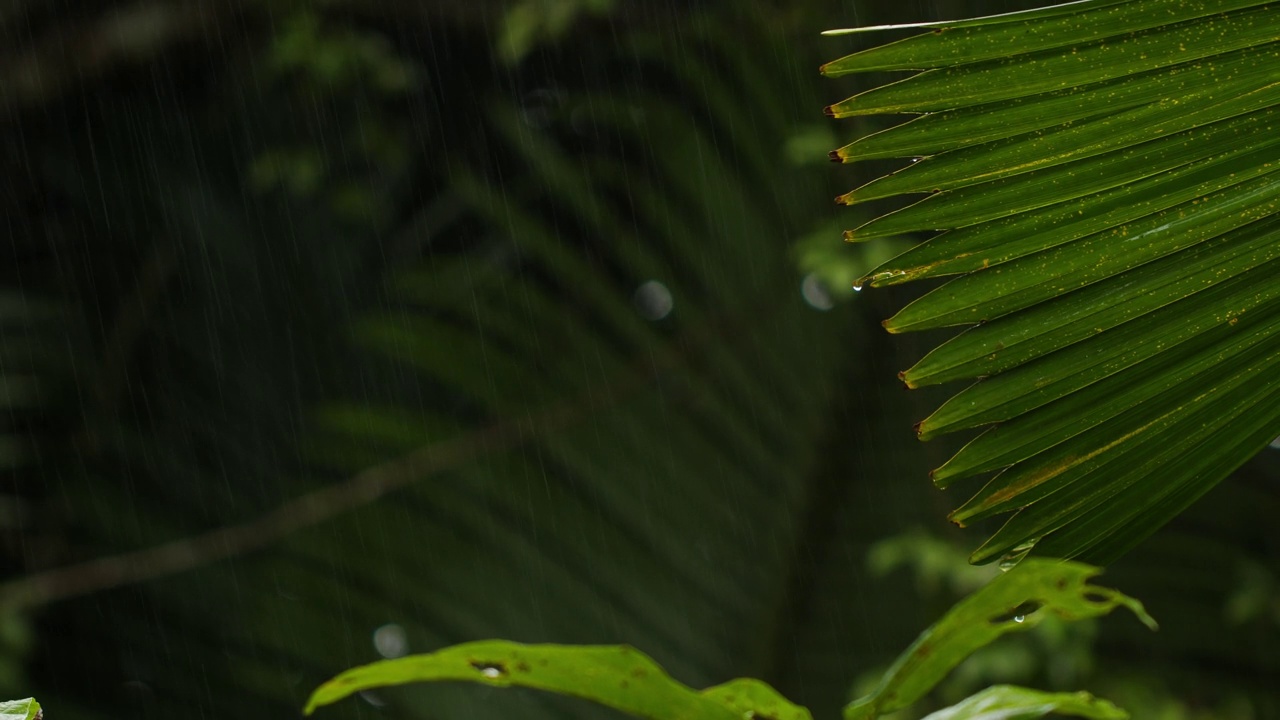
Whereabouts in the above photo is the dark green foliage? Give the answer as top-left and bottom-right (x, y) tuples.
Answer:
(0, 4), (931, 719)
(2, 1), (1279, 719)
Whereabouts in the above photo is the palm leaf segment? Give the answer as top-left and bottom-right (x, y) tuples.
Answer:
(824, 0), (1280, 565)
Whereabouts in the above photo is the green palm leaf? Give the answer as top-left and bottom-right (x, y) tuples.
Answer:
(825, 0), (1280, 565)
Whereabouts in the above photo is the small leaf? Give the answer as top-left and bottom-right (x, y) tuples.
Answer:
(304, 640), (811, 720)
(921, 685), (1127, 720)
(0, 698), (41, 720)
(843, 559), (1153, 720)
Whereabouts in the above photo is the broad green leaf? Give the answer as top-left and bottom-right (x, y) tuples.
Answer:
(839, 57), (1280, 192)
(825, 0), (1280, 564)
(822, 1), (1133, 38)
(916, 263), (1280, 437)
(701, 679), (816, 720)
(822, 0), (1268, 75)
(921, 685), (1126, 720)
(931, 317), (1280, 485)
(843, 559), (1154, 720)
(842, 105), (1280, 207)
(304, 641), (811, 720)
(0, 699), (40, 720)
(902, 216), (1280, 389)
(861, 153), (1280, 287)
(833, 44), (1279, 162)
(985, 379), (1280, 564)
(884, 184), (1280, 334)
(826, 5), (1280, 116)
(951, 339), (1280, 528)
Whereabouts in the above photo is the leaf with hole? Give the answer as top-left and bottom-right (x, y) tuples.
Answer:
(304, 641), (811, 720)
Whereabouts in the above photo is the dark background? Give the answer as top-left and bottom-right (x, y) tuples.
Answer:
(2, 1), (1279, 718)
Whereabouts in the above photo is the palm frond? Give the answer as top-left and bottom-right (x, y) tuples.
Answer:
(825, 0), (1280, 564)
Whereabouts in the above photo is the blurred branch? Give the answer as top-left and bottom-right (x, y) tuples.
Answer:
(0, 296), (784, 611)
(0, 396), (582, 611)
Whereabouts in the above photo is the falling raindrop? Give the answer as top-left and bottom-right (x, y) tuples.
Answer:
(633, 280), (674, 320)
(801, 274), (834, 311)
(373, 623), (409, 659)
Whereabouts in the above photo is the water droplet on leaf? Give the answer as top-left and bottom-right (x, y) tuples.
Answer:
(470, 661), (509, 679)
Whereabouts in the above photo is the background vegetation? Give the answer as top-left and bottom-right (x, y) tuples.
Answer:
(1, 0), (1278, 718)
